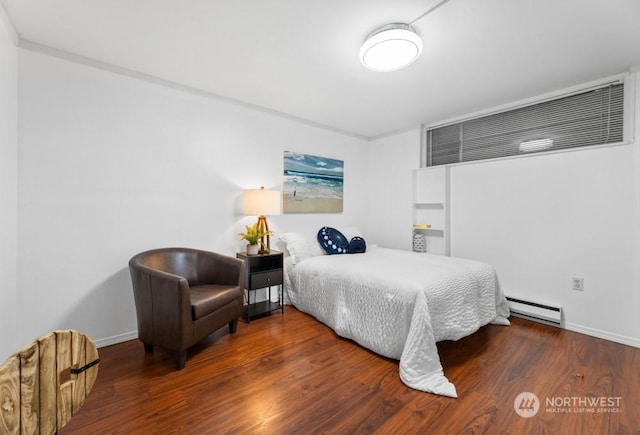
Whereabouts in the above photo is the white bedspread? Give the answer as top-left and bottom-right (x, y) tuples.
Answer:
(284, 247), (510, 397)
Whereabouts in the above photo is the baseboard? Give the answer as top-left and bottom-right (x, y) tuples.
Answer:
(92, 322), (639, 351)
(94, 330), (138, 349)
(563, 322), (639, 348)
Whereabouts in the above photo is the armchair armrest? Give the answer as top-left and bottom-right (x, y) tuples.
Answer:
(129, 262), (193, 350)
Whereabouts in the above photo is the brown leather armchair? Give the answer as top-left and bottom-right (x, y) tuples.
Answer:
(129, 247), (245, 370)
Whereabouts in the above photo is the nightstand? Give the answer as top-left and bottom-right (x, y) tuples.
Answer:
(236, 251), (284, 322)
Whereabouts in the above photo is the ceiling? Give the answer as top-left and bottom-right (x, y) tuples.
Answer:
(2, 0), (640, 139)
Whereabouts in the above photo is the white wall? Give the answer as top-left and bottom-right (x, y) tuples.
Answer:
(17, 48), (369, 348)
(450, 144), (639, 345)
(368, 78), (640, 347)
(0, 11), (18, 361)
(367, 129), (421, 249)
(9, 43), (639, 354)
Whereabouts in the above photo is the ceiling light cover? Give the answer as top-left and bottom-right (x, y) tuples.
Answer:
(360, 23), (423, 72)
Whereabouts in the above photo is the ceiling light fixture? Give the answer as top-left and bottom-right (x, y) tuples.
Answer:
(360, 23), (422, 72)
(359, 0), (452, 72)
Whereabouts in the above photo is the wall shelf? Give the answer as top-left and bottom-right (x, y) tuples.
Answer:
(412, 167), (450, 256)
(413, 202), (444, 209)
(412, 227), (445, 234)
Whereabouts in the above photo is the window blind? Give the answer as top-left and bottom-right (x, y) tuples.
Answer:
(426, 82), (624, 166)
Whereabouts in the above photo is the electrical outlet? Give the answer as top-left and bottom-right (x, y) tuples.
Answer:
(572, 277), (584, 291)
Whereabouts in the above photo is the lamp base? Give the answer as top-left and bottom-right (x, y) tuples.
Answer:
(256, 216), (271, 254)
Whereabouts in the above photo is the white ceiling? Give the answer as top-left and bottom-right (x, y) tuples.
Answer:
(3, 0), (640, 139)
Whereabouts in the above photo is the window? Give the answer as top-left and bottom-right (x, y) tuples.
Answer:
(424, 81), (625, 167)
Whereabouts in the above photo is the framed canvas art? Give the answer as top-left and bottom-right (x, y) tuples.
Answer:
(283, 151), (343, 213)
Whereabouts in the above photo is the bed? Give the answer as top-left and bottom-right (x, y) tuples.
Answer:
(280, 231), (510, 398)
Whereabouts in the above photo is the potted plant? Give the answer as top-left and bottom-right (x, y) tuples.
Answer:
(239, 223), (271, 255)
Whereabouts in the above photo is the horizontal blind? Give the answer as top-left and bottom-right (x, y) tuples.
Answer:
(427, 83), (624, 166)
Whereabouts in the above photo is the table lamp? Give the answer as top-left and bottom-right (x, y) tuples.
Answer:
(243, 186), (281, 253)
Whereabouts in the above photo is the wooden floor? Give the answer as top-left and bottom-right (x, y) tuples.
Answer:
(62, 307), (639, 434)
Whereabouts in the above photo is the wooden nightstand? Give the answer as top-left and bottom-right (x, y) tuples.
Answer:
(236, 251), (284, 322)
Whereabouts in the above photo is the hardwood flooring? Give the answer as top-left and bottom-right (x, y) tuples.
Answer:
(61, 307), (639, 434)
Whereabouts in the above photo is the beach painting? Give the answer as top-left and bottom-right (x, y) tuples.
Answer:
(283, 151), (343, 213)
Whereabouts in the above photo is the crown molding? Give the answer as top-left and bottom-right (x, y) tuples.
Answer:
(18, 39), (371, 142)
(0, 0), (18, 45)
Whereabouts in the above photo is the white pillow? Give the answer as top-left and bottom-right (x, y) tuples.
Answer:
(279, 232), (325, 265)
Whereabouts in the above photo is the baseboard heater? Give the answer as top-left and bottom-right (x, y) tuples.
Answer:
(506, 296), (562, 326)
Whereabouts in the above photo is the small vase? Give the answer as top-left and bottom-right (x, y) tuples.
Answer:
(246, 244), (259, 256)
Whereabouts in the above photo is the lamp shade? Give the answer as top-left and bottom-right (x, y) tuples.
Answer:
(243, 187), (281, 216)
(360, 23), (422, 72)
